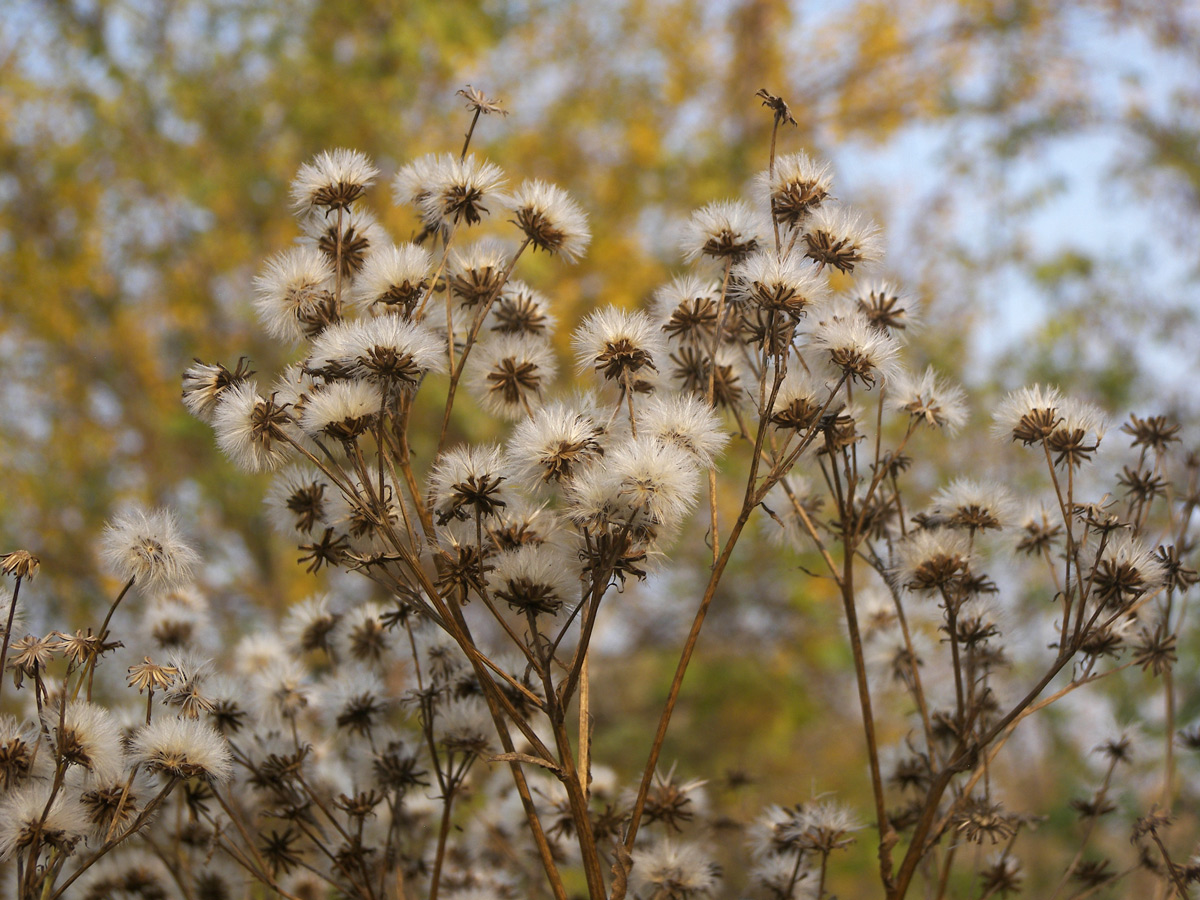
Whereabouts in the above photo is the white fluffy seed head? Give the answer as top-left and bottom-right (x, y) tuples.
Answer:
(507, 401), (609, 492)
(640, 393), (729, 468)
(812, 312), (902, 388)
(487, 543), (579, 617)
(653, 275), (722, 348)
(731, 250), (828, 317)
(429, 444), (512, 526)
(992, 384), (1065, 444)
(631, 839), (720, 899)
(931, 479), (1015, 532)
(757, 150), (833, 228)
(290, 148), (378, 214)
(299, 380), (384, 442)
(573, 307), (665, 387)
(466, 334), (558, 420)
(308, 315), (445, 393)
(300, 205), (388, 283)
(416, 153), (507, 230)
(490, 280), (558, 338)
(0, 783), (90, 860)
(181, 358), (255, 424)
(680, 199), (764, 262)
(570, 437), (701, 530)
(130, 715), (233, 783)
(45, 702), (125, 783)
(265, 465), (334, 537)
(100, 507), (200, 594)
(212, 380), (295, 472)
(890, 366), (968, 434)
(506, 179), (591, 262)
(349, 242), (432, 316)
(854, 279), (920, 338)
(801, 204), (883, 274)
(252, 245), (337, 343)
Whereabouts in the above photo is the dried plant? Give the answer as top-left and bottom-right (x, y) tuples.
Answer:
(0, 88), (1197, 900)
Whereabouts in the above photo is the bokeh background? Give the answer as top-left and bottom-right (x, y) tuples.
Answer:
(3, 1), (1200, 895)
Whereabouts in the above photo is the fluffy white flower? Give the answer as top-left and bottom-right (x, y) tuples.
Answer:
(0, 783), (89, 860)
(890, 366), (967, 433)
(680, 199), (764, 262)
(802, 204), (883, 274)
(349, 242), (432, 316)
(505, 179), (590, 261)
(130, 716), (233, 783)
(252, 245), (336, 343)
(100, 507), (200, 593)
(299, 380), (383, 442)
(573, 307), (665, 388)
(757, 150), (833, 227)
(731, 250), (828, 318)
(289, 148), (378, 214)
(212, 380), (295, 472)
(490, 280), (557, 338)
(640, 393), (729, 468)
(466, 334), (557, 420)
(507, 401), (608, 491)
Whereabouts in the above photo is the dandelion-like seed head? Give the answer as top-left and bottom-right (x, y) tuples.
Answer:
(760, 151), (833, 228)
(436, 697), (495, 758)
(266, 466), (332, 536)
(418, 153), (506, 230)
(890, 366), (967, 434)
(895, 530), (973, 594)
(0, 784), (89, 861)
(490, 279), (557, 337)
(992, 384), (1064, 446)
(252, 245), (337, 343)
(812, 312), (901, 388)
(932, 479), (1014, 533)
(182, 357), (256, 424)
(430, 444), (511, 526)
(631, 839), (720, 900)
(641, 393), (729, 468)
(45, 702), (124, 782)
(290, 149), (378, 214)
(802, 205), (882, 274)
(572, 438), (701, 531)
(349, 242), (432, 317)
(131, 716), (233, 783)
(731, 251), (828, 319)
(508, 401), (608, 490)
(467, 334), (557, 420)
(488, 544), (577, 617)
(301, 205), (386, 281)
(507, 179), (591, 261)
(1046, 398), (1108, 469)
(654, 275), (721, 348)
(100, 507), (200, 593)
(681, 199), (763, 263)
(212, 381), (295, 472)
(447, 239), (512, 309)
(309, 315), (444, 398)
(299, 380), (383, 443)
(1088, 533), (1167, 610)
(855, 280), (919, 337)
(574, 307), (664, 388)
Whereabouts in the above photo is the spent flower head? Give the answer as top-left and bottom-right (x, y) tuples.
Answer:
(681, 199), (763, 263)
(100, 508), (200, 593)
(290, 148), (378, 214)
(507, 179), (590, 261)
